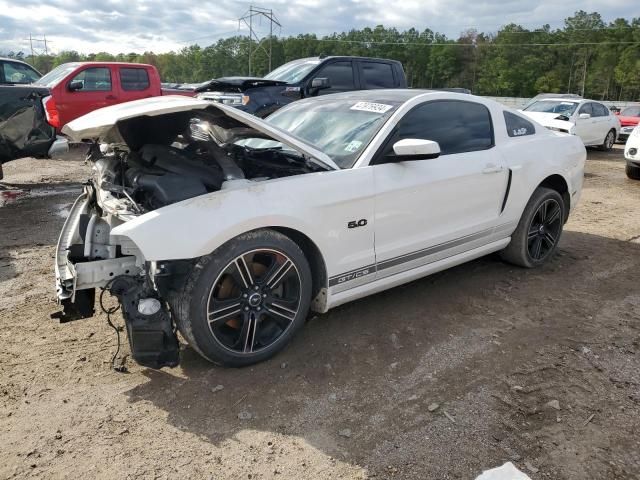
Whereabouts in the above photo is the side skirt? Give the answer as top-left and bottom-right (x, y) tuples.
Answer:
(326, 238), (511, 310)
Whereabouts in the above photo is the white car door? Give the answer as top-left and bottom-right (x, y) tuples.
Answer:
(573, 103), (599, 145)
(370, 99), (510, 279)
(591, 102), (615, 144)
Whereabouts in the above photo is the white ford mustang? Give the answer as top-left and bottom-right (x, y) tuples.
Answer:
(54, 91), (586, 369)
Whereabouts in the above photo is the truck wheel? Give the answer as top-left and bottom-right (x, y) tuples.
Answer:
(500, 187), (565, 268)
(626, 163), (640, 180)
(171, 229), (312, 367)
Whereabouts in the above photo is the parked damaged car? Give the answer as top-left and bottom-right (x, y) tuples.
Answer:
(521, 97), (620, 151)
(195, 56), (407, 117)
(54, 92), (585, 370)
(0, 57), (67, 179)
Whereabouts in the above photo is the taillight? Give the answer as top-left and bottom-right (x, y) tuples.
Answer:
(42, 95), (61, 129)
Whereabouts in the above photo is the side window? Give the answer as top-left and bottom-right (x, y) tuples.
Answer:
(3, 62), (40, 84)
(504, 111), (535, 137)
(361, 62), (395, 88)
(592, 103), (608, 117)
(578, 103), (593, 116)
(70, 67), (112, 91)
(314, 61), (354, 93)
(388, 100), (493, 155)
(120, 68), (150, 91)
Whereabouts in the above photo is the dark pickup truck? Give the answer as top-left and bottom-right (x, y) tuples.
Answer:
(0, 57), (67, 179)
(195, 56), (407, 117)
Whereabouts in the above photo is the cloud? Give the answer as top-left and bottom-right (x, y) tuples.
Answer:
(0, 0), (636, 54)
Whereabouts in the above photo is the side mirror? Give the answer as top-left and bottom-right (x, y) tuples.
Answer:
(68, 80), (84, 91)
(578, 113), (591, 120)
(391, 139), (441, 161)
(310, 77), (330, 91)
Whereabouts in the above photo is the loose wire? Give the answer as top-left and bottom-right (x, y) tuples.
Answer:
(99, 279), (128, 373)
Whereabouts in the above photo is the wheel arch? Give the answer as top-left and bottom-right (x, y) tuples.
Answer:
(269, 226), (329, 313)
(537, 174), (570, 222)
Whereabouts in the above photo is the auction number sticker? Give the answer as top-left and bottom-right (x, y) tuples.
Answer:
(350, 101), (393, 113)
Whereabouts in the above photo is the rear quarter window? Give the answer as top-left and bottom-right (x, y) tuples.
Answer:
(120, 68), (150, 91)
(504, 111), (536, 137)
(361, 62), (395, 88)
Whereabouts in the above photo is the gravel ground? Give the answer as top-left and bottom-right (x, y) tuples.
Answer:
(0, 146), (639, 480)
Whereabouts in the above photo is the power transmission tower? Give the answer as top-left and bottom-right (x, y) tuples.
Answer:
(239, 6), (281, 76)
(24, 34), (50, 64)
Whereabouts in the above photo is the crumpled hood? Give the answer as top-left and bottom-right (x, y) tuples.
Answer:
(61, 95), (339, 171)
(520, 111), (574, 131)
(195, 76), (288, 93)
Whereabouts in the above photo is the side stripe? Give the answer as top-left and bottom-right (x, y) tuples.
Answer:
(328, 222), (516, 288)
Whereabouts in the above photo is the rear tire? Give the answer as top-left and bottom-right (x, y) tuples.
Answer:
(600, 129), (616, 151)
(627, 163), (640, 180)
(500, 187), (565, 268)
(170, 229), (312, 367)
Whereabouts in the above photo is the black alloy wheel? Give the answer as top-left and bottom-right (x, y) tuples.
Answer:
(207, 249), (303, 354)
(526, 198), (563, 261)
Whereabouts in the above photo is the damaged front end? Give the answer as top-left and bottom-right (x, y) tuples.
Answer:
(52, 182), (179, 369)
(52, 96), (336, 369)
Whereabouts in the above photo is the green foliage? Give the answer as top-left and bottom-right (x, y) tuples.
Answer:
(10, 10), (640, 100)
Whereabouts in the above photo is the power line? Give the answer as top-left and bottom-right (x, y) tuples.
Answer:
(239, 5), (281, 74)
(307, 38), (640, 47)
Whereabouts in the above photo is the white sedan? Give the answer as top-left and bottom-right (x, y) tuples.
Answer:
(54, 92), (586, 369)
(521, 97), (620, 150)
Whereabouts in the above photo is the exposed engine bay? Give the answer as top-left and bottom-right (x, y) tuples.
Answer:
(90, 109), (325, 216)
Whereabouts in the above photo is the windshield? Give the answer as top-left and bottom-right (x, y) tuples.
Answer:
(34, 63), (80, 87)
(264, 59), (320, 83)
(1, 60), (41, 84)
(621, 106), (640, 117)
(523, 100), (579, 116)
(240, 98), (400, 168)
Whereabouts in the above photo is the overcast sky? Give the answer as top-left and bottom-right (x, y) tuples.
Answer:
(0, 0), (636, 55)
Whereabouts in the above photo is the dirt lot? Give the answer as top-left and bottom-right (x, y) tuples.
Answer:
(1, 146), (639, 480)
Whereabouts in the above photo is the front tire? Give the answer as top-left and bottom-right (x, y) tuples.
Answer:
(500, 187), (565, 268)
(600, 129), (616, 151)
(626, 163), (640, 180)
(171, 229), (312, 367)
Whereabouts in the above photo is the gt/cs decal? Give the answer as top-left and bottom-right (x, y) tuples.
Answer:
(348, 219), (368, 229)
(337, 268), (372, 284)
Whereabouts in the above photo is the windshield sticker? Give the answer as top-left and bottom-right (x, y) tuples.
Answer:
(344, 140), (363, 153)
(350, 102), (393, 114)
(560, 102), (575, 106)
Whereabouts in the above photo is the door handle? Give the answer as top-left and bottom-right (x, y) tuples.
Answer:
(106, 95), (117, 100)
(482, 164), (503, 174)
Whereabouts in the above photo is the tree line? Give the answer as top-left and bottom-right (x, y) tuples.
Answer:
(6, 10), (640, 101)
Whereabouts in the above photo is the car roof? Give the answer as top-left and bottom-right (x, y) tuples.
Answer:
(289, 56), (401, 64)
(0, 57), (33, 66)
(302, 89), (463, 103)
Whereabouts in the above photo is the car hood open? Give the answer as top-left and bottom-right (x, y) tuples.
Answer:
(62, 95), (339, 171)
(195, 77), (288, 92)
(520, 111), (574, 131)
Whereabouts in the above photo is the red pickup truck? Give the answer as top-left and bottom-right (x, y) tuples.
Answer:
(34, 62), (193, 129)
